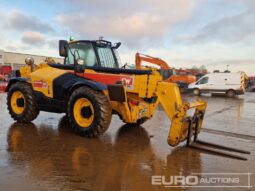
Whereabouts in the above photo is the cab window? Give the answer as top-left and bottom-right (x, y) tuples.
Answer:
(96, 46), (117, 68)
(196, 77), (208, 85)
(65, 42), (98, 67)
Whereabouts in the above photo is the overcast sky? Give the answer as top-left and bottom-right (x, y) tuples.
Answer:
(0, 0), (254, 75)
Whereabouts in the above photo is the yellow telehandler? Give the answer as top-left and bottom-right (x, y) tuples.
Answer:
(5, 39), (250, 159)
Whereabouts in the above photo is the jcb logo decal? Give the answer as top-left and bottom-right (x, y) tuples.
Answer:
(121, 76), (134, 90)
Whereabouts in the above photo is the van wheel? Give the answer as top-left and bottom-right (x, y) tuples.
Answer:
(193, 88), (200, 96)
(226, 90), (236, 98)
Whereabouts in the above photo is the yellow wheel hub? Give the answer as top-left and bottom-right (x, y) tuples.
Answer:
(11, 91), (25, 115)
(73, 98), (94, 128)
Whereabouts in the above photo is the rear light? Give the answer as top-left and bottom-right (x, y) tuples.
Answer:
(128, 99), (139, 106)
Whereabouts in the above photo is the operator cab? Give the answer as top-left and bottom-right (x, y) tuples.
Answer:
(56, 39), (152, 75)
(59, 39), (122, 69)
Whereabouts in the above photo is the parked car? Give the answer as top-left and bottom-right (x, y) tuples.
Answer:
(188, 72), (247, 97)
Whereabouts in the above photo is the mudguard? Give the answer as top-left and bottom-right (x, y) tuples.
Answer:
(53, 73), (107, 100)
(5, 77), (29, 92)
(69, 79), (107, 92)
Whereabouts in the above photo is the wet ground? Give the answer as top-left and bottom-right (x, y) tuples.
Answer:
(0, 93), (254, 191)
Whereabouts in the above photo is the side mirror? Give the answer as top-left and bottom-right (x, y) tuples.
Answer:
(113, 42), (121, 49)
(59, 40), (68, 57)
(76, 59), (85, 66)
(74, 59), (84, 73)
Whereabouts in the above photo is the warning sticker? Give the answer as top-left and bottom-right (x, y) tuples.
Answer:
(34, 80), (48, 89)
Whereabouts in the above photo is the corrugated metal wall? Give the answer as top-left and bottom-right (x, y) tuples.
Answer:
(1, 51), (64, 69)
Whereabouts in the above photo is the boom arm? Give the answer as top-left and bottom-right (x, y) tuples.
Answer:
(156, 81), (207, 146)
(135, 53), (170, 69)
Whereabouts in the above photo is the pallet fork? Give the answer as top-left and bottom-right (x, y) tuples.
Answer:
(186, 114), (251, 160)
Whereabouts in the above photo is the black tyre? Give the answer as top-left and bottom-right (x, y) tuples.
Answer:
(226, 89), (236, 98)
(7, 82), (39, 122)
(193, 88), (201, 96)
(68, 86), (112, 137)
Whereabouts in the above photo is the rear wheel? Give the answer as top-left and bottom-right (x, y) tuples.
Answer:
(226, 90), (236, 98)
(193, 88), (201, 96)
(68, 86), (112, 137)
(7, 82), (39, 122)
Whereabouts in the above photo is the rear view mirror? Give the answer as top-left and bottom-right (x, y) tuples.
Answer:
(59, 40), (68, 57)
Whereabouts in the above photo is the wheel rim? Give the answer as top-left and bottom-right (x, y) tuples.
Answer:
(73, 98), (94, 128)
(194, 89), (199, 95)
(10, 91), (25, 115)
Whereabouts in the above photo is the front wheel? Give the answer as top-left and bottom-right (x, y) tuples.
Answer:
(7, 82), (39, 122)
(67, 86), (112, 137)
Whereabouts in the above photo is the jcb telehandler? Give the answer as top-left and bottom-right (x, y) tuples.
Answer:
(8, 39), (245, 152)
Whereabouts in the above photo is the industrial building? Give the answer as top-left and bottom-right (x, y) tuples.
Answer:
(0, 49), (63, 70)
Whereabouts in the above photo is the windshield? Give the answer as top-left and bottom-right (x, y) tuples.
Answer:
(65, 42), (98, 67)
(196, 77), (208, 85)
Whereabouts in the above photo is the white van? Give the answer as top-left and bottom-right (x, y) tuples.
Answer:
(188, 72), (247, 97)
